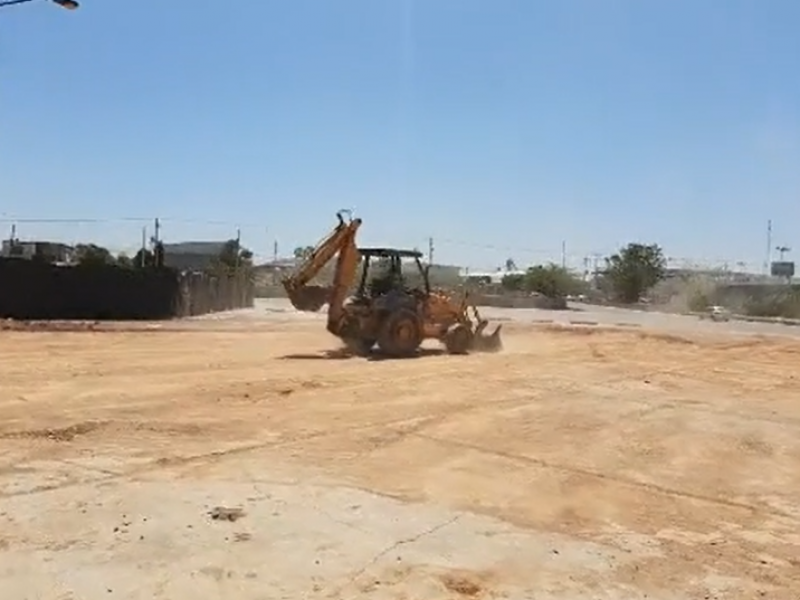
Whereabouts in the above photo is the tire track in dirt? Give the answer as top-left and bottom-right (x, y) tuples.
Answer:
(0, 370), (635, 500)
(0, 356), (513, 433)
(5, 353), (798, 507)
(412, 433), (800, 522)
(0, 405), (509, 499)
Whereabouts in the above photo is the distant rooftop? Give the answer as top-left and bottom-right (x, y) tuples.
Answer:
(463, 270), (525, 283)
(256, 257), (298, 269)
(162, 241), (227, 255)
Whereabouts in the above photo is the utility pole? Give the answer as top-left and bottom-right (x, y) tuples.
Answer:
(561, 240), (566, 269)
(235, 228), (241, 269)
(590, 253), (603, 285)
(5, 223), (17, 257)
(152, 218), (161, 247)
(140, 226), (147, 267)
(273, 240), (278, 262)
(427, 237), (434, 265)
(765, 219), (772, 274)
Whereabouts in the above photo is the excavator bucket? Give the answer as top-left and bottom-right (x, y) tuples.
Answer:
(471, 320), (503, 352)
(286, 284), (330, 313)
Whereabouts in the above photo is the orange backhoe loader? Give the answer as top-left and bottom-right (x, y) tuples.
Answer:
(282, 211), (502, 357)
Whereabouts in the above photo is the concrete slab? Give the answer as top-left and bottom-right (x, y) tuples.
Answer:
(0, 461), (648, 600)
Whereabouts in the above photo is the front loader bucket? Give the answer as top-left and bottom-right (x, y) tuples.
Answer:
(285, 284), (330, 312)
(471, 320), (503, 353)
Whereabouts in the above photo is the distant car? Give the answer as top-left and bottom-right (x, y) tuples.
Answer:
(707, 305), (731, 322)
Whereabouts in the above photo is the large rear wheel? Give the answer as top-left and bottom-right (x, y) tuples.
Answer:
(377, 309), (422, 357)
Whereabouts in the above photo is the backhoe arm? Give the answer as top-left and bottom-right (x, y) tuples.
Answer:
(282, 212), (363, 314)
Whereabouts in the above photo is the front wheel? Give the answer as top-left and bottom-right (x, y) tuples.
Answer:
(377, 309), (422, 357)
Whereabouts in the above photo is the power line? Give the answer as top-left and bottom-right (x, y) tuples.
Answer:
(0, 217), (148, 224)
(436, 237), (564, 255)
(0, 216), (254, 226)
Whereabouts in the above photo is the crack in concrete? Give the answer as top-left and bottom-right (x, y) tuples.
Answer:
(334, 514), (462, 597)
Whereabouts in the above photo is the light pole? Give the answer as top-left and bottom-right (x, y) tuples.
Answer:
(0, 0), (78, 9)
(776, 245), (791, 261)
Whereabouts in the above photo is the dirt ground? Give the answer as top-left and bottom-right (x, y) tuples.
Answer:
(1, 314), (799, 599)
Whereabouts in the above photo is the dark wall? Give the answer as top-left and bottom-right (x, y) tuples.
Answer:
(176, 270), (254, 317)
(0, 259), (253, 320)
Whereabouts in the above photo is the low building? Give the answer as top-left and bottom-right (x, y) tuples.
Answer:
(462, 270), (525, 286)
(1, 240), (75, 263)
(162, 241), (228, 271)
(253, 258), (300, 288)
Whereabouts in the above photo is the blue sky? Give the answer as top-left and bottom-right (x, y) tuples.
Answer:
(1, 0), (799, 271)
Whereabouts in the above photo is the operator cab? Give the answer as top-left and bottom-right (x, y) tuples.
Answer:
(356, 248), (430, 299)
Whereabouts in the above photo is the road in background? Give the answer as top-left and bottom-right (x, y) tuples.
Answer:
(231, 298), (800, 339)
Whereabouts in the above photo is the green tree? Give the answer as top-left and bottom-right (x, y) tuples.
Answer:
(116, 252), (133, 268)
(604, 243), (667, 303)
(74, 243), (114, 266)
(500, 272), (525, 291)
(501, 264), (584, 297)
(293, 246), (314, 260)
(523, 264), (584, 298)
(131, 248), (156, 268)
(214, 239), (254, 270)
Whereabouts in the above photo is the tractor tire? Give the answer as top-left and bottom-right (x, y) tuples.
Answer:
(377, 309), (422, 357)
(444, 323), (473, 355)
